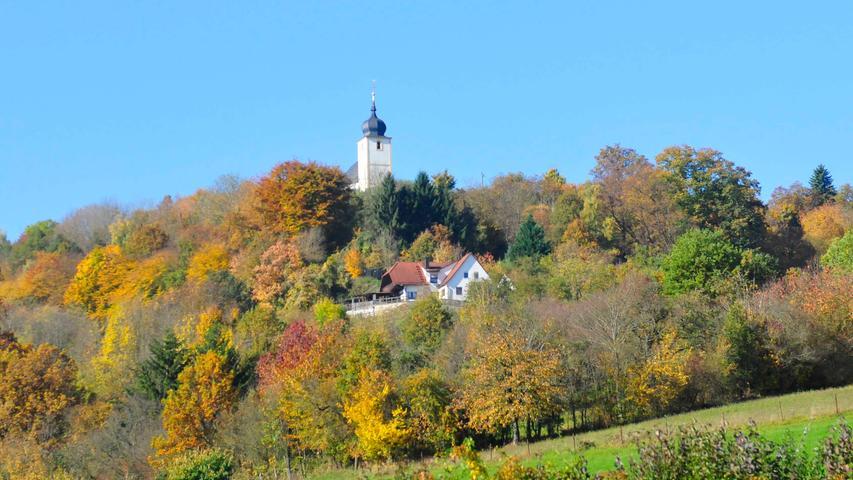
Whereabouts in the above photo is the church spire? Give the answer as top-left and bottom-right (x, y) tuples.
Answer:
(362, 80), (386, 136)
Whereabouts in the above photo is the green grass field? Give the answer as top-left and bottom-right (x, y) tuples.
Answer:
(311, 384), (852, 479)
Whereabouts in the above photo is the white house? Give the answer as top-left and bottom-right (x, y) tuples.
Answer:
(378, 253), (489, 302)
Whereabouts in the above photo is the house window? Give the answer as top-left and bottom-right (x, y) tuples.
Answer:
(376, 141), (381, 150)
(407, 291), (417, 300)
(463, 272), (468, 279)
(455, 286), (463, 295)
(430, 275), (438, 284)
(473, 272), (479, 279)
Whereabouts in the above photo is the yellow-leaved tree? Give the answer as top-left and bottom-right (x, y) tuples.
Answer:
(801, 203), (848, 254)
(457, 328), (563, 444)
(64, 245), (132, 321)
(342, 367), (409, 462)
(343, 248), (363, 279)
(151, 349), (237, 461)
(186, 244), (229, 282)
(88, 305), (136, 400)
(626, 331), (691, 417)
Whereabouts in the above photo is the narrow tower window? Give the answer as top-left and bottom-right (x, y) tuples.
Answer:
(376, 141), (381, 150)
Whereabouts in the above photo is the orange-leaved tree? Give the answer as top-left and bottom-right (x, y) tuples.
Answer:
(151, 349), (237, 460)
(0, 333), (81, 444)
(255, 161), (353, 247)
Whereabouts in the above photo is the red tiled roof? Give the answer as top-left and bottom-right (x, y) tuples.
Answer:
(439, 252), (473, 287)
(380, 261), (428, 293)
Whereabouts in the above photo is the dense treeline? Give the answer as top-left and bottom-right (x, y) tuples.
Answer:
(0, 147), (850, 479)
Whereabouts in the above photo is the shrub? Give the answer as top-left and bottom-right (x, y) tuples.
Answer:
(627, 421), (852, 479)
(157, 448), (234, 480)
(821, 230), (853, 273)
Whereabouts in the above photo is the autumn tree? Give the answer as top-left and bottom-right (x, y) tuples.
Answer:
(124, 224), (169, 257)
(802, 203), (848, 254)
(626, 331), (691, 417)
(0, 333), (81, 443)
(9, 251), (77, 304)
(260, 321), (352, 461)
(186, 243), (229, 282)
(342, 367), (409, 462)
(64, 245), (132, 320)
(255, 160), (354, 248)
(591, 145), (684, 255)
(89, 307), (137, 399)
(463, 173), (541, 244)
(809, 164), (837, 207)
(401, 368), (457, 453)
(57, 202), (122, 252)
(343, 247), (364, 279)
(152, 349), (238, 459)
(656, 146), (766, 248)
(251, 240), (302, 305)
(458, 325), (563, 444)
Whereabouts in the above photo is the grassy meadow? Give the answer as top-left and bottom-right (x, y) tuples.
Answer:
(313, 384), (852, 479)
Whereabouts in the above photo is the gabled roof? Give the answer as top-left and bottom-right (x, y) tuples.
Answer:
(379, 261), (428, 293)
(439, 253), (474, 287)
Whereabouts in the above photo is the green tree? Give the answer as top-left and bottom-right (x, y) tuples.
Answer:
(9, 220), (79, 269)
(809, 164), (837, 207)
(722, 304), (778, 397)
(656, 146), (766, 248)
(368, 173), (402, 238)
(821, 230), (853, 273)
(506, 214), (550, 261)
(136, 332), (192, 401)
(401, 296), (453, 368)
(662, 229), (775, 296)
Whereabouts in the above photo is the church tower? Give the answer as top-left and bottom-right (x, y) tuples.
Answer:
(353, 87), (392, 191)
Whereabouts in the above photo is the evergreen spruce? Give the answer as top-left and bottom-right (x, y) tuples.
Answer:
(506, 214), (550, 261)
(135, 331), (191, 401)
(408, 171), (436, 239)
(370, 173), (401, 237)
(809, 164), (837, 206)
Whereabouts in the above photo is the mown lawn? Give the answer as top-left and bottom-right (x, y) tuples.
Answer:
(311, 384), (852, 479)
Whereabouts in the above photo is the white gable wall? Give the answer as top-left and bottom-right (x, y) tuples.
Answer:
(442, 255), (489, 300)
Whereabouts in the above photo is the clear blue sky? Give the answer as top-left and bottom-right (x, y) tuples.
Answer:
(2, 1), (851, 240)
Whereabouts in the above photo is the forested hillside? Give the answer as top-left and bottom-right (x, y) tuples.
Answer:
(0, 145), (851, 479)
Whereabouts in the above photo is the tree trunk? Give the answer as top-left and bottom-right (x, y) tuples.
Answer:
(512, 419), (520, 445)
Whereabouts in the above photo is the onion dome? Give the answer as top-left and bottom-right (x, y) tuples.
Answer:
(361, 89), (387, 136)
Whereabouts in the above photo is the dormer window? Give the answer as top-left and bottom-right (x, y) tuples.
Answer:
(430, 275), (438, 284)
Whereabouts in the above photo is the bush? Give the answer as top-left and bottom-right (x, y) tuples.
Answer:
(314, 297), (346, 325)
(821, 230), (853, 273)
(627, 421), (851, 479)
(158, 448), (234, 480)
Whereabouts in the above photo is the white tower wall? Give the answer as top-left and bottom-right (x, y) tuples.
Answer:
(356, 135), (392, 191)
